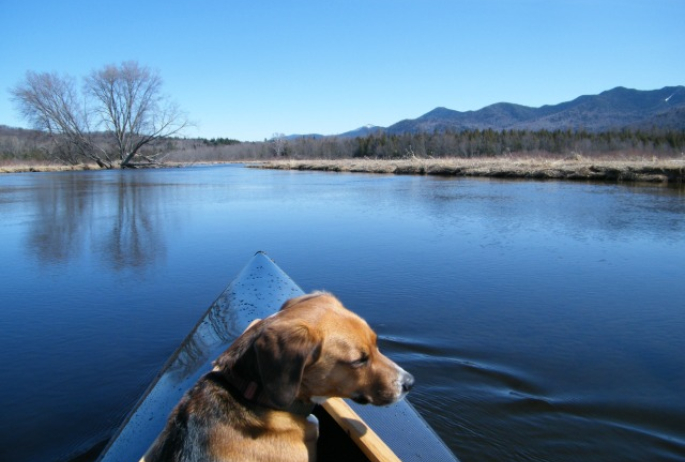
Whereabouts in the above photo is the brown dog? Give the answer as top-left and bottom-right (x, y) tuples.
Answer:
(142, 292), (414, 462)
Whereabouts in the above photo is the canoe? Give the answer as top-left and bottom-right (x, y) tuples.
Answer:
(96, 251), (459, 462)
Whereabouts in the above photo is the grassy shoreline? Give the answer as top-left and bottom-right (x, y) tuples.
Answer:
(253, 156), (685, 184)
(0, 162), (104, 173)
(3, 157), (684, 185)
(0, 161), (195, 174)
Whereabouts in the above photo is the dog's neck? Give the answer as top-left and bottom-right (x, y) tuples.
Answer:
(209, 368), (315, 417)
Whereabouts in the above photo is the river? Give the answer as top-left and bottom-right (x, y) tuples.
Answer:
(1, 165), (683, 461)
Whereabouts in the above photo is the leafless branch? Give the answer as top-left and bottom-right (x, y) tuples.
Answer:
(11, 61), (190, 168)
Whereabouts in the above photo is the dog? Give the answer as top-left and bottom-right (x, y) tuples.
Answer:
(142, 291), (414, 462)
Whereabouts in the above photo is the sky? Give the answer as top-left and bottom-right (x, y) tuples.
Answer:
(1, 0), (683, 141)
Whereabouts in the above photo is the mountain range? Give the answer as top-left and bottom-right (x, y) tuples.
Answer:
(321, 86), (685, 139)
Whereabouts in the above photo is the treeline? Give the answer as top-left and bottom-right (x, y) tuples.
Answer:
(3, 125), (685, 164)
(165, 128), (685, 163)
(0, 126), (177, 163)
(0, 126), (53, 161)
(344, 128), (685, 158)
(202, 137), (241, 146)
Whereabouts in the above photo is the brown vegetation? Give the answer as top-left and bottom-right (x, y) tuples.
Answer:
(5, 155), (683, 185)
(0, 160), (103, 173)
(253, 155), (685, 184)
(166, 128), (685, 162)
(0, 160), (196, 173)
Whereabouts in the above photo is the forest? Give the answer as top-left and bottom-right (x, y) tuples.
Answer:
(162, 128), (685, 164)
(2, 125), (685, 166)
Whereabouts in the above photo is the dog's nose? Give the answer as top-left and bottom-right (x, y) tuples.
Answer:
(401, 372), (415, 393)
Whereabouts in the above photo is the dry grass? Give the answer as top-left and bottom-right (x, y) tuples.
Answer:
(0, 161), (103, 173)
(0, 161), (195, 173)
(253, 155), (685, 184)
(4, 156), (684, 184)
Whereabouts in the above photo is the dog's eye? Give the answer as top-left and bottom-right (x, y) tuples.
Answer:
(350, 353), (369, 368)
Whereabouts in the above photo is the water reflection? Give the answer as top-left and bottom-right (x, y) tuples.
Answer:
(2, 166), (684, 462)
(166, 291), (237, 378)
(97, 174), (166, 270)
(26, 173), (93, 263)
(419, 178), (685, 243)
(26, 171), (166, 269)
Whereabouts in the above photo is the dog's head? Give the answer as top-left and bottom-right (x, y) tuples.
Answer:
(214, 292), (414, 410)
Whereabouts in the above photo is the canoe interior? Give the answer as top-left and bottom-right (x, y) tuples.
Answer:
(314, 405), (371, 461)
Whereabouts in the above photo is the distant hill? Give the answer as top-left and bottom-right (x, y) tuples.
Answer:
(339, 124), (385, 138)
(338, 86), (685, 137)
(4, 86), (684, 146)
(285, 125), (384, 140)
(284, 134), (325, 140)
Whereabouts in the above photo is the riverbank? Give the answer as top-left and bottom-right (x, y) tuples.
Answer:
(0, 162), (103, 173)
(0, 161), (194, 173)
(253, 156), (685, 184)
(4, 157), (684, 184)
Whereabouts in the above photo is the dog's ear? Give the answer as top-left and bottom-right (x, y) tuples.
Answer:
(212, 320), (263, 372)
(253, 320), (321, 409)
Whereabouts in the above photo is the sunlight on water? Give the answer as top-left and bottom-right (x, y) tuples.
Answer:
(0, 166), (684, 462)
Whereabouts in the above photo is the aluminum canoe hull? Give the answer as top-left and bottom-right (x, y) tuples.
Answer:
(96, 251), (458, 462)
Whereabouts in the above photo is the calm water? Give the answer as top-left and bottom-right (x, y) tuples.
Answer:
(1, 165), (684, 462)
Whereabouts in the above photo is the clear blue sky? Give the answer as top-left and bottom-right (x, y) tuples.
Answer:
(1, 0), (683, 141)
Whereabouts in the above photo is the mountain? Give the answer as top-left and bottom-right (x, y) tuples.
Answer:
(340, 86), (685, 137)
(339, 124), (385, 138)
(284, 133), (325, 140)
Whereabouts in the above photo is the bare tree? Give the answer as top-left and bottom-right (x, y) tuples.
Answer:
(271, 132), (288, 157)
(10, 61), (189, 168)
(10, 71), (110, 167)
(85, 61), (189, 168)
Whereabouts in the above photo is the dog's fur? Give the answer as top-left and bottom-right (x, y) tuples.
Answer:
(143, 292), (414, 462)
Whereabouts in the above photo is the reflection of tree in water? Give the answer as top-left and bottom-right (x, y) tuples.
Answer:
(166, 290), (242, 378)
(100, 174), (165, 270)
(27, 174), (94, 263)
(165, 277), (298, 379)
(27, 172), (165, 269)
